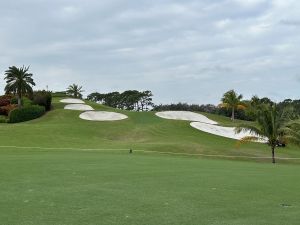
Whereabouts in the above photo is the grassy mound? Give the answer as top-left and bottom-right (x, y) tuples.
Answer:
(0, 97), (299, 161)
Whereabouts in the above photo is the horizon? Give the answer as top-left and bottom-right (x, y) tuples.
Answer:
(0, 0), (299, 104)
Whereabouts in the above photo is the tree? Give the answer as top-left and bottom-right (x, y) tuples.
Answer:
(278, 99), (300, 120)
(220, 90), (245, 121)
(87, 90), (154, 111)
(103, 92), (121, 108)
(87, 92), (104, 103)
(4, 66), (36, 108)
(236, 105), (300, 163)
(120, 90), (140, 110)
(139, 91), (154, 111)
(66, 84), (84, 98)
(260, 97), (274, 105)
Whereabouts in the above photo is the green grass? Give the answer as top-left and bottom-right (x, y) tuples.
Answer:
(202, 112), (256, 127)
(0, 150), (300, 225)
(0, 97), (300, 224)
(0, 97), (299, 161)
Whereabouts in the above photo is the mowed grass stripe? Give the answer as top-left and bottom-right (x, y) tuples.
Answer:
(0, 151), (300, 225)
(1, 145), (300, 160)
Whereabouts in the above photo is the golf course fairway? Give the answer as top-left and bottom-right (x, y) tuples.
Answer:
(0, 98), (299, 225)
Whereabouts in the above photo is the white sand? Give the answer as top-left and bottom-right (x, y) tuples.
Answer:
(60, 98), (85, 104)
(155, 111), (218, 125)
(79, 111), (128, 121)
(190, 122), (265, 142)
(64, 104), (94, 111)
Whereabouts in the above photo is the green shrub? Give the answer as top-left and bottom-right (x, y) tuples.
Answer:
(51, 91), (69, 98)
(10, 97), (32, 106)
(32, 91), (52, 111)
(8, 105), (45, 123)
(0, 115), (7, 123)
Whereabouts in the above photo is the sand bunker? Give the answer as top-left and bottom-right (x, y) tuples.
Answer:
(156, 111), (217, 124)
(79, 111), (128, 121)
(191, 122), (265, 141)
(64, 104), (94, 111)
(60, 98), (85, 104)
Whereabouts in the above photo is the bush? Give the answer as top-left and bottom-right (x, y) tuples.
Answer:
(10, 97), (32, 106)
(0, 95), (13, 107)
(10, 97), (20, 105)
(32, 91), (52, 111)
(0, 115), (7, 123)
(51, 91), (70, 98)
(8, 105), (45, 123)
(0, 104), (18, 116)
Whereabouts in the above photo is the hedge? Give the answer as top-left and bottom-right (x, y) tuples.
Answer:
(51, 91), (70, 98)
(32, 91), (52, 111)
(10, 97), (33, 107)
(8, 105), (45, 123)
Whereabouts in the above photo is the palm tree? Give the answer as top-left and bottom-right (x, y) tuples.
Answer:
(4, 66), (35, 108)
(220, 90), (245, 121)
(236, 104), (300, 163)
(66, 84), (84, 98)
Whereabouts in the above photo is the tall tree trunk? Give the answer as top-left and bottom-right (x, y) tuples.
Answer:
(271, 146), (276, 164)
(231, 107), (235, 121)
(17, 92), (22, 109)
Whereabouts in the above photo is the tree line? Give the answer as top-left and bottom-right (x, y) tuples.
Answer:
(154, 90), (300, 121)
(87, 90), (154, 111)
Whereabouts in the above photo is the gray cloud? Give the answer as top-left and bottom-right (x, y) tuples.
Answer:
(0, 0), (299, 104)
(280, 19), (300, 26)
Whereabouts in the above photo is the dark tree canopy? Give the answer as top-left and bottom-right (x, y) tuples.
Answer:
(87, 90), (154, 111)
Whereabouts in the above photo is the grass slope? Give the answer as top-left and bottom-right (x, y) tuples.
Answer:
(0, 97), (299, 162)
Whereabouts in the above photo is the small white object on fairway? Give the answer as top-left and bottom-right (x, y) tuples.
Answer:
(190, 122), (265, 142)
(60, 98), (85, 104)
(156, 111), (217, 124)
(64, 104), (94, 111)
(79, 111), (128, 121)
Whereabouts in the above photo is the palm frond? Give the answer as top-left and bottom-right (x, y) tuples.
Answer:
(218, 103), (229, 108)
(235, 124), (264, 137)
(236, 136), (261, 148)
(284, 135), (300, 146)
(237, 104), (246, 110)
(4, 65), (35, 105)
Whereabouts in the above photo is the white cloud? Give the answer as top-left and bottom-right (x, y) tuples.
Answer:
(0, 0), (299, 103)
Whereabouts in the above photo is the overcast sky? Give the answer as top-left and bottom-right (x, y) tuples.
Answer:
(0, 0), (299, 104)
